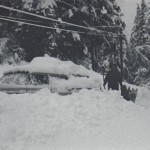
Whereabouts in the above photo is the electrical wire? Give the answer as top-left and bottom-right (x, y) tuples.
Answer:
(0, 5), (124, 37)
(0, 15), (124, 37)
(0, 16), (85, 34)
(0, 15), (43, 24)
(0, 5), (107, 33)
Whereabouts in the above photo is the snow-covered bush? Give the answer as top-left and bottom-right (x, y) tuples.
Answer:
(0, 38), (26, 64)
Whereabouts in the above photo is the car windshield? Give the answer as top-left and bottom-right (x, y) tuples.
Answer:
(0, 73), (30, 85)
(0, 74), (16, 84)
(0, 73), (49, 85)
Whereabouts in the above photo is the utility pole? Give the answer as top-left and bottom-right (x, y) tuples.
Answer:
(120, 29), (124, 81)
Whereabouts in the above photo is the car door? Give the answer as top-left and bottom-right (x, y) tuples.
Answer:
(48, 75), (72, 94)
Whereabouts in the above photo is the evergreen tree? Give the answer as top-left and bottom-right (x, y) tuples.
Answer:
(138, 0), (149, 45)
(130, 0), (149, 47)
(128, 0), (150, 85)
(130, 4), (141, 47)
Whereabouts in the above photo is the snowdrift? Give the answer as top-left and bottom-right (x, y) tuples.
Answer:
(0, 89), (150, 150)
(0, 61), (150, 149)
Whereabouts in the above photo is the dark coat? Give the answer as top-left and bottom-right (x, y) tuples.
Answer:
(104, 69), (122, 91)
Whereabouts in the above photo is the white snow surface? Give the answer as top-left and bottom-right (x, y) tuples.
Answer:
(0, 63), (150, 150)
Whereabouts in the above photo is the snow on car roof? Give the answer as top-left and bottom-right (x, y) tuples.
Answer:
(4, 56), (99, 77)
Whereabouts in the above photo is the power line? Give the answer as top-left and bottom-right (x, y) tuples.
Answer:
(0, 15), (43, 24)
(0, 4), (108, 33)
(0, 4), (130, 42)
(0, 15), (123, 37)
(0, 16), (85, 34)
(0, 14), (64, 28)
(0, 3), (131, 38)
(0, 5), (124, 37)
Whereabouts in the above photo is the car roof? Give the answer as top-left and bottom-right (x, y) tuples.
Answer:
(3, 57), (98, 78)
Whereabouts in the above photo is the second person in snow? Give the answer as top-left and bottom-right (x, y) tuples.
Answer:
(103, 63), (122, 91)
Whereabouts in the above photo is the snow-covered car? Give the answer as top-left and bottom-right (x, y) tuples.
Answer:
(0, 56), (101, 94)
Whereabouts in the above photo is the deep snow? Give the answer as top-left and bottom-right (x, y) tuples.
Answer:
(0, 63), (150, 150)
(0, 89), (150, 150)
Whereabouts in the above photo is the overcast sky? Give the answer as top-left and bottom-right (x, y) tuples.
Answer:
(116, 0), (149, 39)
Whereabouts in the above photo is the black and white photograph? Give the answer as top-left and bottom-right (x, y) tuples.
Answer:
(0, 0), (150, 149)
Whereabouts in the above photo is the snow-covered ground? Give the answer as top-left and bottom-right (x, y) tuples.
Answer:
(0, 63), (150, 150)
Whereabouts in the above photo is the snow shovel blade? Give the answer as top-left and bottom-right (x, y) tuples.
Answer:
(121, 85), (138, 103)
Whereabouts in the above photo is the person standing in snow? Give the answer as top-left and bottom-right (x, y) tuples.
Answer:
(103, 63), (122, 91)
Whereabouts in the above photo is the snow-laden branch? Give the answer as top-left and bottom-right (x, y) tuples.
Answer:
(135, 47), (150, 64)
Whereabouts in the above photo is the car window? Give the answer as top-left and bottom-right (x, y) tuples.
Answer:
(13, 73), (30, 85)
(0, 73), (30, 85)
(0, 74), (16, 84)
(30, 74), (49, 85)
(0, 73), (49, 85)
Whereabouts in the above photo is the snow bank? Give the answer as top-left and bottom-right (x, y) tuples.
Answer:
(136, 86), (150, 108)
(124, 82), (150, 108)
(0, 89), (150, 150)
(1, 62), (150, 149)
